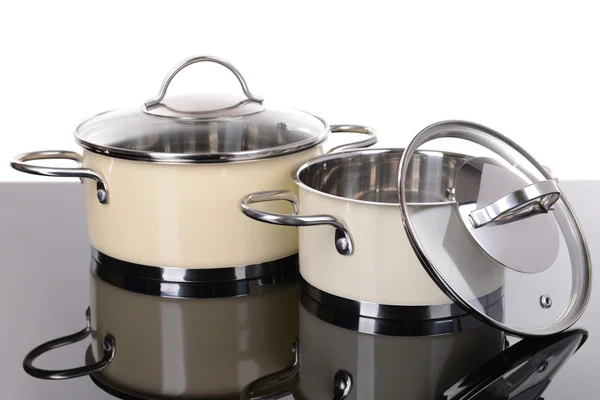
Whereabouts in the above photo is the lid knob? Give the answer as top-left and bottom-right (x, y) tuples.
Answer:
(144, 55), (263, 109)
(468, 180), (561, 228)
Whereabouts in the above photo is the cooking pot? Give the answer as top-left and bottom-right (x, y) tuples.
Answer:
(243, 282), (505, 400)
(240, 120), (591, 400)
(239, 147), (508, 399)
(10, 55), (376, 269)
(241, 121), (591, 337)
(242, 148), (506, 306)
(23, 251), (299, 399)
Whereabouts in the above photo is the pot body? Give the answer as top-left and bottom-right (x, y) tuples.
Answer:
(298, 187), (506, 305)
(290, 149), (506, 305)
(294, 301), (504, 400)
(89, 270), (299, 399)
(83, 147), (321, 268)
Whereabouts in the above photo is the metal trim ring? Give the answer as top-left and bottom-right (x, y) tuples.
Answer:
(301, 280), (504, 337)
(91, 250), (299, 299)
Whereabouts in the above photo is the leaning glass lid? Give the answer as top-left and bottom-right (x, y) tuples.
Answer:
(74, 56), (329, 163)
(397, 120), (591, 337)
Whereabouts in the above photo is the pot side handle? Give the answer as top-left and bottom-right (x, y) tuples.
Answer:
(23, 307), (115, 380)
(240, 341), (299, 400)
(240, 190), (355, 256)
(10, 150), (109, 204)
(326, 125), (378, 154)
(240, 341), (353, 400)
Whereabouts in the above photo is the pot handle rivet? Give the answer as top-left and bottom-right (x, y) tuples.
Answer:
(335, 237), (349, 254)
(333, 370), (353, 400)
(240, 190), (355, 256)
(97, 188), (108, 203)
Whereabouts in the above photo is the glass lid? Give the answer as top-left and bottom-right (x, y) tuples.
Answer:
(74, 56), (329, 163)
(397, 120), (591, 337)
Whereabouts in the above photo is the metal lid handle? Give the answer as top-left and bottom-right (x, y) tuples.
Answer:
(469, 180), (561, 228)
(145, 56), (263, 108)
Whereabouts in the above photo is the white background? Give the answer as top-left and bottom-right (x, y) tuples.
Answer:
(1, 1), (600, 180)
(1, 2), (599, 398)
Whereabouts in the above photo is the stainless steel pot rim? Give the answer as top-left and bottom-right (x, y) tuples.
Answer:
(301, 278), (503, 321)
(74, 108), (331, 164)
(291, 148), (470, 207)
(301, 279), (503, 321)
(300, 291), (503, 337)
(91, 248), (297, 283)
(91, 251), (299, 299)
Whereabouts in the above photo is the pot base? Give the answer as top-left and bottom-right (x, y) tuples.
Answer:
(90, 374), (149, 400)
(89, 374), (240, 400)
(86, 346), (239, 400)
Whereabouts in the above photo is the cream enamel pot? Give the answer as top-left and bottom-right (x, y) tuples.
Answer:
(241, 149), (506, 306)
(242, 120), (591, 337)
(10, 56), (376, 269)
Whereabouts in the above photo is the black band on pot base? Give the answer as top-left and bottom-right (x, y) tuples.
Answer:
(301, 279), (504, 337)
(301, 279), (504, 321)
(91, 249), (299, 299)
(91, 247), (297, 282)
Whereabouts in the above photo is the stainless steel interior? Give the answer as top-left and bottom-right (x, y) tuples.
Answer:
(295, 149), (471, 204)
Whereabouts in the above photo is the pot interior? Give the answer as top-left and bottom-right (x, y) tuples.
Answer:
(296, 149), (470, 204)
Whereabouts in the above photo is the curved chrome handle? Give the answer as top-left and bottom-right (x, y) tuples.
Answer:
(10, 151), (109, 204)
(326, 125), (378, 154)
(145, 55), (263, 108)
(240, 190), (355, 256)
(469, 180), (561, 228)
(23, 307), (116, 380)
(332, 370), (353, 400)
(241, 341), (299, 400)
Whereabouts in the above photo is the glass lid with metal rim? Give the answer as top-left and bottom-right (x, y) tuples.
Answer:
(74, 56), (330, 164)
(397, 120), (591, 337)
